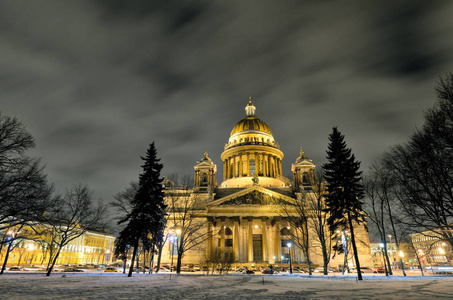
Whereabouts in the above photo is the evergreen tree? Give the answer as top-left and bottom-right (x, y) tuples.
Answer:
(114, 142), (167, 277)
(323, 127), (366, 280)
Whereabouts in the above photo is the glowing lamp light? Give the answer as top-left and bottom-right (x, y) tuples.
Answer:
(176, 229), (181, 235)
(399, 251), (404, 257)
(287, 242), (292, 248)
(379, 243), (384, 248)
(439, 247), (445, 254)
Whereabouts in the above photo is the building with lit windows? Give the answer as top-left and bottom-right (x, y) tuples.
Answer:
(163, 100), (371, 269)
(0, 225), (115, 268)
(411, 231), (453, 265)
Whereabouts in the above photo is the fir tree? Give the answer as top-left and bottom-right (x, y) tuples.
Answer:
(323, 127), (366, 280)
(114, 142), (167, 277)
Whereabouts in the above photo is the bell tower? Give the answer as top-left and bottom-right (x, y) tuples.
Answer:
(291, 148), (315, 189)
(194, 152), (217, 192)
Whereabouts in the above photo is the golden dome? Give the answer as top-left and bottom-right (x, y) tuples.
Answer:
(230, 116), (273, 137)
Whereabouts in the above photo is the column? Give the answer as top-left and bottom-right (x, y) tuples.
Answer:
(261, 218), (268, 263)
(279, 158), (283, 177)
(239, 154), (243, 177)
(220, 218), (225, 258)
(233, 218), (239, 262)
(223, 160), (226, 181)
(254, 152), (258, 175)
(206, 218), (213, 259)
(232, 156), (236, 178)
(274, 220), (281, 262)
(248, 218), (253, 262)
(247, 153), (250, 176)
(273, 156), (277, 178)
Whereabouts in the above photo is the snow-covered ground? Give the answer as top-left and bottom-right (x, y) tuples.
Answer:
(1, 272), (452, 299)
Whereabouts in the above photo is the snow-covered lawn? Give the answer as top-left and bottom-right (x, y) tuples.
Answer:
(1, 272), (452, 299)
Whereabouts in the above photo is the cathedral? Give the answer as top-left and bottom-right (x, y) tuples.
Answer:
(163, 100), (371, 270)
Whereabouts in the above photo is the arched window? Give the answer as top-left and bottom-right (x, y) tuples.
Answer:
(302, 172), (310, 184)
(250, 159), (255, 175)
(218, 227), (233, 235)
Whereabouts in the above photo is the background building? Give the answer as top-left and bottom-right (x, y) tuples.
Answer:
(1, 225), (115, 268)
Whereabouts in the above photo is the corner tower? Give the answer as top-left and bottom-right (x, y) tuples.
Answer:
(220, 99), (285, 188)
(194, 152), (217, 192)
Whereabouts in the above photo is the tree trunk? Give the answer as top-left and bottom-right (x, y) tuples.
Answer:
(322, 241), (328, 275)
(412, 243), (424, 276)
(136, 249), (140, 274)
(347, 212), (362, 281)
(155, 244), (163, 273)
(176, 249), (182, 274)
(46, 248), (61, 277)
(143, 249), (146, 274)
(128, 239), (139, 277)
(149, 250), (154, 274)
(383, 242), (393, 275)
(385, 197), (406, 276)
(0, 241), (13, 275)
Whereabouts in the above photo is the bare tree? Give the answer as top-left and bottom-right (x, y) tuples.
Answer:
(279, 194), (312, 275)
(166, 182), (209, 274)
(42, 184), (107, 276)
(0, 113), (53, 231)
(110, 181), (138, 219)
(306, 170), (332, 275)
(385, 73), (453, 250)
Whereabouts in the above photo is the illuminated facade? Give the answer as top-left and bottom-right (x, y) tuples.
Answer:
(1, 225), (115, 267)
(164, 100), (371, 268)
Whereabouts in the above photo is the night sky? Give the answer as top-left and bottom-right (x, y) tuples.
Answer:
(2, 1), (453, 206)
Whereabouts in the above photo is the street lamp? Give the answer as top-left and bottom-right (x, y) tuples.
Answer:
(170, 235), (175, 273)
(287, 242), (292, 274)
(379, 243), (389, 276)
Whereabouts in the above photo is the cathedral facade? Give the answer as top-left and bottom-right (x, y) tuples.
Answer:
(163, 100), (371, 269)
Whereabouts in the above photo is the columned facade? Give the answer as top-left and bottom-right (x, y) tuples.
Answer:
(162, 100), (372, 271)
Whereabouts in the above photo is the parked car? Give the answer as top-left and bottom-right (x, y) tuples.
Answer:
(193, 265), (201, 271)
(242, 269), (255, 274)
(360, 267), (375, 273)
(261, 267), (274, 274)
(63, 267), (83, 272)
(8, 266), (25, 271)
(104, 267), (119, 273)
(373, 268), (386, 274)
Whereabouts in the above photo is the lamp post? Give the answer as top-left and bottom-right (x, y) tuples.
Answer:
(287, 242), (292, 274)
(379, 243), (389, 276)
(175, 229), (181, 272)
(169, 235), (174, 273)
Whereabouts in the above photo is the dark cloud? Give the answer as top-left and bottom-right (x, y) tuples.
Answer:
(1, 0), (453, 207)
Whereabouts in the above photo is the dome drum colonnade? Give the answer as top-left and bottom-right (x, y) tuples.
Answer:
(220, 100), (285, 188)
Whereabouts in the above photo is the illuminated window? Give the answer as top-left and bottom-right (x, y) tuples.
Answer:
(250, 159), (255, 175)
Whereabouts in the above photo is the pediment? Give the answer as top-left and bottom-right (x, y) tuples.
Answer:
(208, 186), (294, 206)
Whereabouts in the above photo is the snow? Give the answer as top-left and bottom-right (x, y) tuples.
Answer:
(1, 272), (452, 299)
